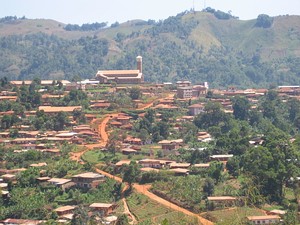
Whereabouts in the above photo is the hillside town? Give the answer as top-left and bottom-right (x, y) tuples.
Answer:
(0, 56), (300, 225)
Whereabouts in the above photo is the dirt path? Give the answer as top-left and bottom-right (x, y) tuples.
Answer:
(95, 168), (136, 224)
(138, 93), (175, 110)
(77, 93), (213, 225)
(70, 114), (118, 162)
(133, 184), (214, 225)
(121, 183), (137, 224)
(95, 169), (213, 225)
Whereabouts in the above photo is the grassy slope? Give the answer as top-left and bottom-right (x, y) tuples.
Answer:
(1, 12), (300, 62)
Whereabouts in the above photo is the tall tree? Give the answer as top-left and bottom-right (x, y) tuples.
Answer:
(232, 96), (251, 120)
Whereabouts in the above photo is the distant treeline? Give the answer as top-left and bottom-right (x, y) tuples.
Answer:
(64, 22), (107, 31)
(0, 16), (26, 23)
(203, 7), (238, 20)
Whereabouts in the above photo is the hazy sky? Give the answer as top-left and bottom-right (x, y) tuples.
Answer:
(1, 0), (300, 25)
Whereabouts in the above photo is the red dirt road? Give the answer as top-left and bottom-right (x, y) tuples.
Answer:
(95, 169), (214, 225)
(70, 114), (117, 162)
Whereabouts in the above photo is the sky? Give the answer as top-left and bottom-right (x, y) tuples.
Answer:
(1, 0), (300, 25)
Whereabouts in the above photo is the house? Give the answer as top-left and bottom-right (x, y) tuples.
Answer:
(177, 86), (193, 99)
(207, 196), (237, 207)
(47, 178), (74, 191)
(169, 162), (190, 169)
(72, 172), (105, 189)
(11, 138), (37, 144)
(170, 168), (189, 176)
(1, 174), (16, 182)
(0, 168), (26, 175)
(176, 81), (191, 87)
(41, 148), (61, 156)
(124, 137), (143, 145)
(188, 104), (204, 116)
(54, 205), (76, 219)
(0, 218), (44, 224)
(210, 154), (233, 162)
(121, 148), (138, 155)
(193, 163), (210, 169)
(197, 132), (212, 143)
(96, 56), (144, 84)
(192, 84), (208, 97)
(90, 102), (111, 109)
(38, 106), (82, 113)
(140, 167), (159, 172)
(103, 215), (118, 225)
(158, 139), (183, 151)
(246, 215), (281, 224)
(267, 209), (286, 217)
(89, 203), (115, 216)
(116, 116), (131, 125)
(30, 162), (47, 168)
(138, 159), (165, 169)
(36, 177), (51, 183)
(115, 160), (131, 168)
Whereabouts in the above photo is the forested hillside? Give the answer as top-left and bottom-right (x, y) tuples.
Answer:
(0, 10), (300, 88)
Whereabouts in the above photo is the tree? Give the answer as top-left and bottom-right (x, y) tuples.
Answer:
(53, 111), (69, 131)
(255, 14), (273, 28)
(203, 177), (215, 197)
(71, 206), (89, 225)
(116, 214), (129, 225)
(144, 109), (155, 123)
(232, 96), (251, 120)
(129, 87), (141, 100)
(226, 156), (240, 177)
(208, 161), (224, 183)
(122, 161), (140, 186)
(283, 210), (298, 225)
(194, 102), (230, 129)
(242, 137), (300, 202)
(106, 131), (121, 155)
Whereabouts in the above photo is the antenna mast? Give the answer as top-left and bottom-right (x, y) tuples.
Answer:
(193, 0), (195, 12)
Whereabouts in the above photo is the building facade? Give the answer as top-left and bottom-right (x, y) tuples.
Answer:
(95, 56), (144, 84)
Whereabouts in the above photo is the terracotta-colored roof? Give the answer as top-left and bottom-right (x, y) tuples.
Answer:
(194, 163), (210, 168)
(98, 70), (140, 75)
(38, 106), (82, 113)
(89, 203), (113, 208)
(140, 167), (159, 172)
(158, 139), (183, 144)
(72, 172), (104, 179)
(115, 160), (131, 166)
(169, 162), (190, 168)
(189, 104), (204, 108)
(207, 196), (236, 201)
(91, 103), (111, 108)
(170, 168), (189, 174)
(36, 177), (51, 181)
(269, 209), (286, 215)
(247, 215), (280, 221)
(54, 205), (76, 212)
(48, 178), (71, 184)
(30, 162), (47, 167)
(0, 218), (44, 224)
(139, 159), (162, 164)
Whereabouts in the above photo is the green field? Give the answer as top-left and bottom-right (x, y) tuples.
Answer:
(203, 207), (266, 225)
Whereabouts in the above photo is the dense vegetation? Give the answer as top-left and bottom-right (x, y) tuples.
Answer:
(64, 22), (107, 31)
(129, 91), (300, 216)
(0, 9), (300, 88)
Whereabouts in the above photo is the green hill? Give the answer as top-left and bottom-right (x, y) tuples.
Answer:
(0, 11), (300, 88)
